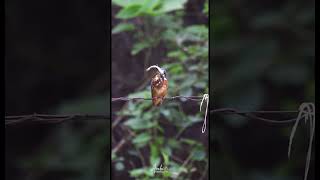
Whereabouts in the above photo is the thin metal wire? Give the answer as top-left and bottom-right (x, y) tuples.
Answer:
(5, 96), (312, 125)
(210, 108), (299, 124)
(112, 96), (204, 102)
(5, 114), (109, 125)
(5, 109), (303, 125)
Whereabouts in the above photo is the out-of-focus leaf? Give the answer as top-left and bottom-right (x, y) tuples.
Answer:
(128, 90), (150, 98)
(191, 149), (206, 161)
(155, 0), (187, 13)
(162, 151), (170, 165)
(129, 168), (146, 177)
(112, 23), (135, 34)
(116, 4), (142, 19)
(139, 0), (161, 15)
(115, 162), (125, 171)
(132, 132), (151, 146)
(131, 41), (150, 55)
(168, 63), (184, 74)
(181, 138), (198, 146)
(112, 0), (144, 7)
(203, 0), (208, 16)
(167, 51), (187, 62)
(112, 152), (116, 161)
(150, 143), (160, 166)
(168, 138), (180, 149)
(115, 0), (163, 18)
(124, 118), (156, 130)
(177, 25), (208, 44)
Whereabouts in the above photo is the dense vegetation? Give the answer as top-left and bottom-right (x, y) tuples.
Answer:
(112, 0), (208, 179)
(211, 0), (314, 179)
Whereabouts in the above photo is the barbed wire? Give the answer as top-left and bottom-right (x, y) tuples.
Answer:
(210, 108), (300, 124)
(4, 109), (305, 126)
(5, 98), (314, 180)
(4, 96), (315, 126)
(5, 114), (109, 125)
(112, 96), (204, 102)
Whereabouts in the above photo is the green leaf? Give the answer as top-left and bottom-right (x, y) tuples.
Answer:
(179, 25), (208, 42)
(150, 144), (160, 166)
(203, 0), (208, 16)
(112, 23), (135, 34)
(167, 51), (187, 61)
(132, 132), (151, 145)
(157, 126), (164, 133)
(139, 0), (161, 15)
(162, 29), (178, 41)
(116, 4), (142, 19)
(168, 139), (180, 149)
(129, 168), (145, 177)
(128, 90), (150, 98)
(124, 118), (156, 130)
(162, 151), (169, 165)
(191, 149), (206, 161)
(181, 138), (197, 145)
(112, 152), (116, 161)
(112, 0), (144, 7)
(156, 0), (187, 13)
(131, 41), (150, 55)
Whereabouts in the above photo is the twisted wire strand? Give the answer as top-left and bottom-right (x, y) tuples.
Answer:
(5, 114), (109, 125)
(112, 96), (204, 102)
(5, 109), (303, 125)
(5, 96), (313, 125)
(210, 108), (300, 124)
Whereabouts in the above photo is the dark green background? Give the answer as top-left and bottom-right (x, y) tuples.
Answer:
(5, 0), (110, 179)
(210, 0), (315, 179)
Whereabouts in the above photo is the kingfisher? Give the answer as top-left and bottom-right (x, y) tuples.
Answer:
(146, 65), (168, 106)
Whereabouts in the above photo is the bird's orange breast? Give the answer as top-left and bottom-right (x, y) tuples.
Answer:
(151, 75), (168, 106)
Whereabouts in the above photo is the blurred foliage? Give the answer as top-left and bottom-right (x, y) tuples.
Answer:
(17, 96), (110, 180)
(5, 0), (109, 179)
(211, 0), (314, 180)
(112, 0), (208, 179)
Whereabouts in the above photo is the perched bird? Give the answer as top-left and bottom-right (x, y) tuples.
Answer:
(146, 65), (168, 106)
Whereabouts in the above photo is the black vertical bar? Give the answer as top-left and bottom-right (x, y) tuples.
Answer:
(208, 0), (211, 179)
(106, 0), (112, 179)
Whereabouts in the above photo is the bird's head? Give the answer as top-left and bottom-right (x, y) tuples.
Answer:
(146, 65), (167, 81)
